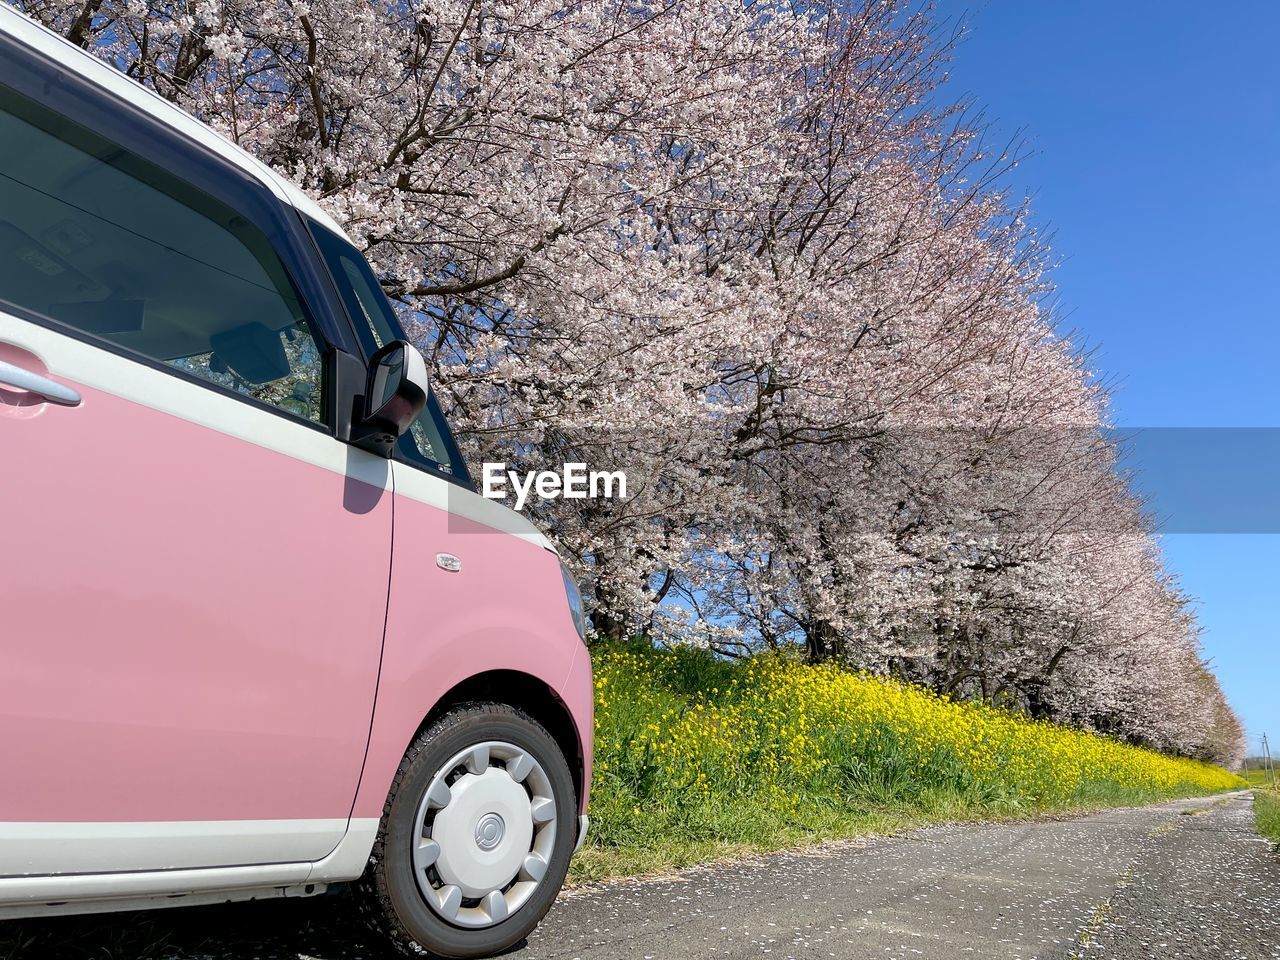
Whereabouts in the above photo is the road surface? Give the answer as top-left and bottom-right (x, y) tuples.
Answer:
(2, 792), (1276, 959)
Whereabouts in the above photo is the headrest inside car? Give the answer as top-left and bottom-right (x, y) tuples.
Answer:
(209, 322), (289, 385)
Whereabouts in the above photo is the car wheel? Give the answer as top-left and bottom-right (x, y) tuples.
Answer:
(357, 702), (578, 957)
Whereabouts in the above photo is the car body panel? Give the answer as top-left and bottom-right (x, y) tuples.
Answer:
(0, 315), (390, 869)
(352, 466), (592, 820)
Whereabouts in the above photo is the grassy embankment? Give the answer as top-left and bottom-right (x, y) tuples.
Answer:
(572, 643), (1246, 882)
(1242, 768), (1280, 845)
(1251, 776), (1280, 846)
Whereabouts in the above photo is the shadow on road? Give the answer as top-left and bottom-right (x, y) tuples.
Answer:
(0, 894), (400, 960)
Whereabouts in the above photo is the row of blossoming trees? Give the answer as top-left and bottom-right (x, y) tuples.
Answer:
(25, 0), (1245, 765)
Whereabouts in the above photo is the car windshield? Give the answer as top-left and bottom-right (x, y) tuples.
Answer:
(309, 222), (468, 481)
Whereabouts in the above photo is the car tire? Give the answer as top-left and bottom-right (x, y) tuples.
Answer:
(356, 702), (578, 958)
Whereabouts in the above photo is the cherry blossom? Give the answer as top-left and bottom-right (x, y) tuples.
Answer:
(18, 0), (1243, 766)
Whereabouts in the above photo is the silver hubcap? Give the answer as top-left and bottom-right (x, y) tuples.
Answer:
(412, 740), (558, 929)
(475, 813), (505, 850)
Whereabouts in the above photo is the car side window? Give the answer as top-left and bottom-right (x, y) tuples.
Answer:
(0, 84), (323, 423)
(308, 223), (461, 474)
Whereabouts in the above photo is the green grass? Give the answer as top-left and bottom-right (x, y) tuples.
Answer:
(573, 643), (1245, 883)
(1243, 767), (1280, 789)
(1255, 789), (1280, 846)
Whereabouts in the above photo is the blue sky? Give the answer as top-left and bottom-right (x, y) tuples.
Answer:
(935, 2), (1279, 754)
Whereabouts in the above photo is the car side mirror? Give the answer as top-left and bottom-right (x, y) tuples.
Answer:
(350, 340), (429, 457)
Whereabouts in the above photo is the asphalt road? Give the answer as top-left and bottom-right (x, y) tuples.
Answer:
(3, 792), (1276, 960)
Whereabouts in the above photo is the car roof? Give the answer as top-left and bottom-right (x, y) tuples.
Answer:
(0, 3), (349, 240)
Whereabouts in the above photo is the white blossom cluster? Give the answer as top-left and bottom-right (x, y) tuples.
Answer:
(22, 0), (1244, 766)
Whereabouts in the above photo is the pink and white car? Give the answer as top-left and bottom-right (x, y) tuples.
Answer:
(0, 6), (592, 956)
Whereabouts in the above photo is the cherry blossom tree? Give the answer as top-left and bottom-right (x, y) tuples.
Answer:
(15, 0), (1243, 765)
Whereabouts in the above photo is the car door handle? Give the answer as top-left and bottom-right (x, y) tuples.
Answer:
(0, 358), (81, 406)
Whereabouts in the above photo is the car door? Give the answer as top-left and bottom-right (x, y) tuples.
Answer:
(0, 70), (390, 875)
